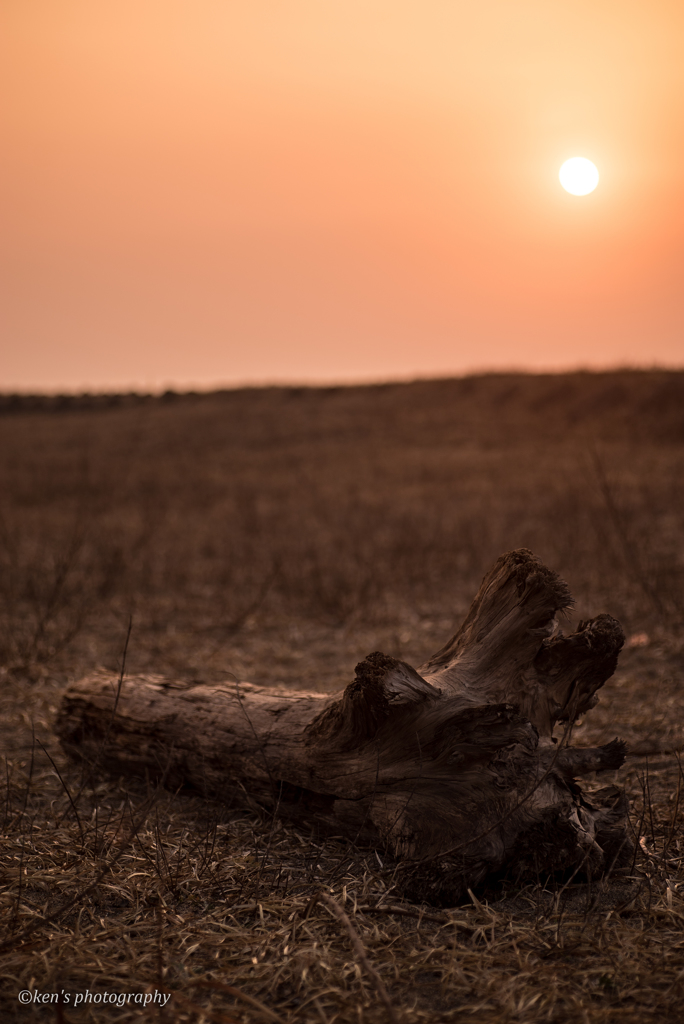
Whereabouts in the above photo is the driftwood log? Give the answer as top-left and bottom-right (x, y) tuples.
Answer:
(57, 549), (631, 905)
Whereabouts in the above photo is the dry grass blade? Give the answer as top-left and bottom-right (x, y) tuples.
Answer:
(356, 903), (476, 933)
(186, 979), (286, 1024)
(318, 892), (399, 1024)
(0, 786), (158, 954)
(171, 991), (243, 1024)
(36, 738), (85, 846)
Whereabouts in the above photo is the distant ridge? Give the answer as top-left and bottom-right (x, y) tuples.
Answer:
(1, 369), (683, 443)
(1, 368), (683, 408)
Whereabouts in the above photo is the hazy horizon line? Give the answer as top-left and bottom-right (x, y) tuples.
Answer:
(2, 361), (683, 399)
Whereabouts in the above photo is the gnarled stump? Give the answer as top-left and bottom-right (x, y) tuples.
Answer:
(56, 549), (631, 905)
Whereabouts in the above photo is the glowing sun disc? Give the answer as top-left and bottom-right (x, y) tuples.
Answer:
(559, 157), (599, 195)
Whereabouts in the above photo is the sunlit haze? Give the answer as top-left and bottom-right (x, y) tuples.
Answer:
(2, 1), (684, 392)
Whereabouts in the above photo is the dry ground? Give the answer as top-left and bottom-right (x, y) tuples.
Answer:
(1, 371), (683, 1022)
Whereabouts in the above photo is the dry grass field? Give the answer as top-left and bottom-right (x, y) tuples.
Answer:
(1, 370), (684, 1023)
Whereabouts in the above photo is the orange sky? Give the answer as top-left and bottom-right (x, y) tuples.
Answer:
(2, 0), (684, 391)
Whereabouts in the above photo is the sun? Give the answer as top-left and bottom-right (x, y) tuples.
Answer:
(559, 157), (599, 196)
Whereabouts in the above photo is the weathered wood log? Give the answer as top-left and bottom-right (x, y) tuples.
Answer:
(56, 549), (631, 905)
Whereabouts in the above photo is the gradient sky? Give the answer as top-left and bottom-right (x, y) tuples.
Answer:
(2, 0), (684, 392)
